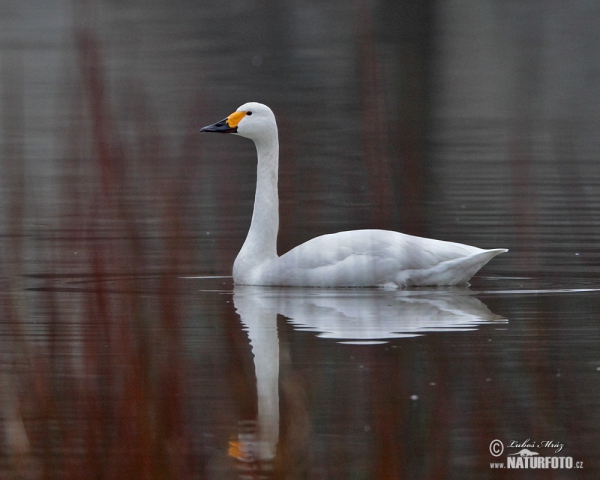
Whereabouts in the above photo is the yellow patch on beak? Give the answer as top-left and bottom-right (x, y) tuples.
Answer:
(227, 111), (247, 128)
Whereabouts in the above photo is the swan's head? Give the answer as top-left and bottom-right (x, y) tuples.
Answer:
(200, 102), (276, 141)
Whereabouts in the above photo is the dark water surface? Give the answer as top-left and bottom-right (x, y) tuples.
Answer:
(2, 1), (600, 479)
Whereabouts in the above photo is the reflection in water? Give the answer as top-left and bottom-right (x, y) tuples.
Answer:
(231, 286), (505, 470)
(235, 286), (506, 344)
(228, 293), (279, 474)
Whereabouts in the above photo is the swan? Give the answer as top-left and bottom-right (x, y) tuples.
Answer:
(201, 102), (507, 287)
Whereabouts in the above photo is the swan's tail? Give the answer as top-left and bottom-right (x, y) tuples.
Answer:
(395, 249), (508, 287)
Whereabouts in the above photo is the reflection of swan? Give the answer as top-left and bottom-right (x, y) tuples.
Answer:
(201, 102), (507, 287)
(230, 286), (505, 463)
(235, 298), (280, 462)
(235, 286), (507, 344)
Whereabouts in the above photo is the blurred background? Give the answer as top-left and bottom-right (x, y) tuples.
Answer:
(1, 0), (600, 478)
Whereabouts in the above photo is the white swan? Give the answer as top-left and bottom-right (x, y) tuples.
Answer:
(201, 102), (507, 287)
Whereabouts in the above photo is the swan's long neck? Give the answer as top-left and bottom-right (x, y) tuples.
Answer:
(235, 130), (280, 272)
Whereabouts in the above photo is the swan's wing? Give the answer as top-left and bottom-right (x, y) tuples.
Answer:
(262, 229), (495, 287)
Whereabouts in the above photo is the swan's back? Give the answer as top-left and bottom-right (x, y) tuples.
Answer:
(250, 229), (505, 287)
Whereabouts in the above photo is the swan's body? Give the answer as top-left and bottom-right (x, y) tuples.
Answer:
(201, 102), (506, 287)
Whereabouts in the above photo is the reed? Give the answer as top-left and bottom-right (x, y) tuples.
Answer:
(1, 19), (204, 479)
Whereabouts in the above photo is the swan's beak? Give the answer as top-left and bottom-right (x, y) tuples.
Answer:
(200, 118), (237, 134)
(201, 111), (246, 134)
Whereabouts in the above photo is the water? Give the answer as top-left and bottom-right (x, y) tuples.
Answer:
(2, 1), (600, 478)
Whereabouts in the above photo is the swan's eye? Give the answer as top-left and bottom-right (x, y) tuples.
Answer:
(246, 111), (253, 116)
